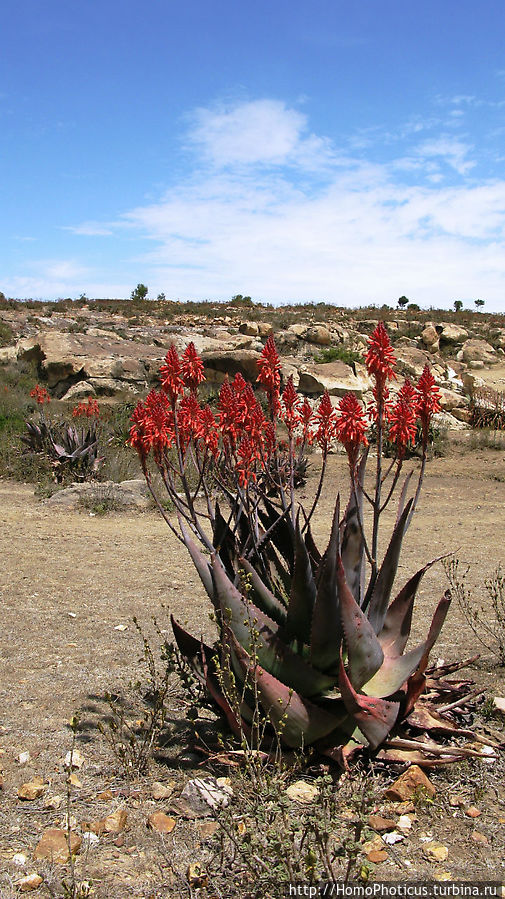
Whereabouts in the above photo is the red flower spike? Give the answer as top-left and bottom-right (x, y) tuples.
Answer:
(30, 384), (51, 405)
(281, 375), (301, 435)
(72, 396), (100, 418)
(388, 399), (418, 458)
(416, 365), (442, 443)
(257, 336), (281, 417)
(299, 398), (314, 445)
(159, 345), (185, 402)
(314, 391), (337, 453)
(129, 390), (174, 460)
(181, 342), (205, 393)
(364, 323), (396, 388)
(335, 393), (369, 470)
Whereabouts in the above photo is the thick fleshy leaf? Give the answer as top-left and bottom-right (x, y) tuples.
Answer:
(310, 496), (342, 671)
(230, 631), (344, 748)
(238, 556), (287, 623)
(378, 557), (444, 658)
(213, 502), (238, 581)
(212, 555), (336, 697)
(395, 470), (414, 526)
(337, 556), (384, 690)
(178, 520), (214, 603)
(302, 517), (322, 570)
(258, 497), (295, 572)
(171, 615), (214, 685)
(284, 513), (317, 643)
(340, 449), (368, 606)
(404, 591), (452, 715)
(364, 592), (452, 699)
(338, 653), (400, 749)
(364, 499), (413, 634)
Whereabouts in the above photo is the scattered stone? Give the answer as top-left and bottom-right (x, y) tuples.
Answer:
(187, 863), (208, 888)
(285, 780), (319, 803)
(17, 873), (43, 892)
(465, 806), (481, 818)
(382, 830), (405, 845)
(448, 794), (465, 809)
(64, 748), (84, 769)
(33, 828), (82, 863)
(384, 765), (436, 802)
(434, 873), (453, 882)
(471, 831), (488, 844)
(87, 808), (128, 834)
(13, 852), (28, 866)
(147, 811), (176, 834)
(363, 835), (385, 854)
(493, 697), (505, 715)
(151, 781), (174, 800)
(17, 751), (31, 765)
(368, 814), (397, 832)
(96, 789), (114, 800)
(366, 849), (389, 864)
(82, 832), (100, 849)
(423, 841), (449, 862)
(397, 814), (414, 831)
(18, 778), (46, 801)
(180, 777), (233, 816)
(198, 820), (219, 840)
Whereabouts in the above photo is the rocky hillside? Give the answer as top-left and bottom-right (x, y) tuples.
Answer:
(2, 299), (505, 430)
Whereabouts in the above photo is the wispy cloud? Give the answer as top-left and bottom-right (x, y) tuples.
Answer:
(31, 97), (505, 309)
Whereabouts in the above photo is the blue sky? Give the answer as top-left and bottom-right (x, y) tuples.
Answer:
(2, 1), (505, 310)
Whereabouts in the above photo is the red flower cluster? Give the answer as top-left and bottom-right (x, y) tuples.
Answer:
(30, 384), (51, 405)
(416, 364), (442, 444)
(313, 391), (337, 453)
(129, 390), (174, 461)
(256, 335), (281, 417)
(388, 380), (418, 458)
(72, 396), (100, 418)
(364, 322), (396, 386)
(335, 393), (368, 470)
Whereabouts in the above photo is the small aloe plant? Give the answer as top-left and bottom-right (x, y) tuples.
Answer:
(129, 327), (454, 763)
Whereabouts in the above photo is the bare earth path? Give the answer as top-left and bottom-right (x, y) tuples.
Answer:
(1, 445), (505, 893)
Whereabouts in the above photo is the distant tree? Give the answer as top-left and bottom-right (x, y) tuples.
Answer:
(475, 299), (485, 309)
(397, 295), (409, 308)
(407, 303), (420, 311)
(454, 300), (463, 312)
(131, 283), (148, 302)
(230, 294), (254, 308)
(157, 292), (166, 302)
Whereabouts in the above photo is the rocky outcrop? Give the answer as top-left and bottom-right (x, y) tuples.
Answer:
(298, 361), (371, 398)
(201, 348), (262, 384)
(460, 338), (497, 365)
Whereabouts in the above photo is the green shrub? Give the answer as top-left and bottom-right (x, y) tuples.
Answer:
(313, 345), (363, 365)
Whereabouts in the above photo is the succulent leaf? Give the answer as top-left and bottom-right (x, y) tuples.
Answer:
(365, 499), (413, 633)
(284, 513), (317, 642)
(338, 653), (400, 749)
(340, 449), (368, 606)
(310, 496), (342, 671)
(337, 556), (384, 690)
(238, 556), (288, 623)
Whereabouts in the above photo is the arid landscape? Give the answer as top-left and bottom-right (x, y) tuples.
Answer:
(1, 299), (505, 897)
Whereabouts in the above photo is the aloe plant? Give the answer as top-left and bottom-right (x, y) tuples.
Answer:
(130, 328), (458, 762)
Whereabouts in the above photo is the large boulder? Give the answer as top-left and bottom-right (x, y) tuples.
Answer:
(439, 323), (469, 345)
(421, 325), (440, 353)
(461, 338), (497, 365)
(298, 361), (371, 398)
(394, 346), (437, 379)
(201, 349), (262, 384)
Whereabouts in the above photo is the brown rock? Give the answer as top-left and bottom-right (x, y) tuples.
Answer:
(424, 841), (449, 862)
(368, 815), (397, 832)
(18, 778), (46, 801)
(33, 828), (82, 863)
(151, 781), (174, 800)
(421, 325), (440, 352)
(471, 831), (488, 844)
(298, 361), (371, 398)
(147, 811), (176, 834)
(89, 808), (128, 834)
(395, 346), (437, 379)
(202, 348), (261, 385)
(17, 873), (43, 892)
(384, 765), (436, 802)
(198, 820), (219, 840)
(366, 849), (389, 863)
(303, 325), (332, 346)
(238, 321), (259, 337)
(465, 806), (481, 818)
(461, 338), (497, 365)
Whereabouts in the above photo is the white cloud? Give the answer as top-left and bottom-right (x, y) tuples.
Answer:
(49, 98), (505, 311)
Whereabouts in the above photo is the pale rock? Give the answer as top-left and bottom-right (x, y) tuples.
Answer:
(285, 780), (319, 803)
(439, 324), (468, 344)
(64, 748), (84, 769)
(461, 338), (497, 365)
(423, 841), (449, 862)
(60, 381), (97, 401)
(421, 325), (440, 352)
(395, 346), (437, 379)
(33, 828), (82, 863)
(13, 852), (28, 866)
(462, 372), (485, 394)
(17, 751), (31, 765)
(151, 781), (174, 800)
(303, 325), (332, 346)
(432, 411), (469, 431)
(438, 387), (467, 411)
(44, 794), (63, 810)
(257, 322), (274, 338)
(493, 697), (505, 715)
(298, 361), (371, 398)
(382, 830), (405, 845)
(180, 777), (233, 816)
(468, 360), (485, 370)
(18, 778), (46, 801)
(238, 321), (259, 337)
(201, 348), (261, 384)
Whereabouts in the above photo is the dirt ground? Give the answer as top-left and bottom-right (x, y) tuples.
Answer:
(1, 441), (504, 896)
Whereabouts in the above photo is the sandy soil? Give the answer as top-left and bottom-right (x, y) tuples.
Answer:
(1, 444), (504, 895)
